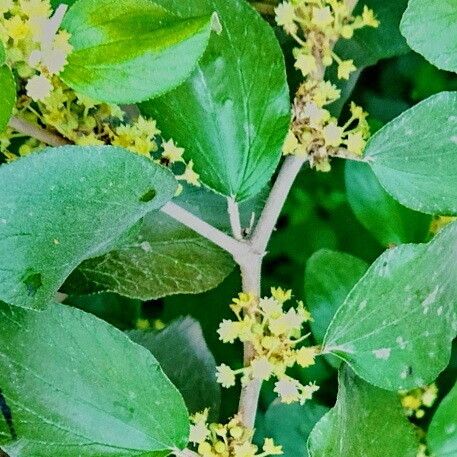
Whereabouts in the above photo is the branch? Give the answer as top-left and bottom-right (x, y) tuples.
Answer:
(161, 202), (247, 260)
(227, 197), (243, 240)
(250, 155), (307, 254)
(8, 116), (70, 147)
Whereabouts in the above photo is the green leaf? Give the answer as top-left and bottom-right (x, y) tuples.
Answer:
(141, 0), (290, 201)
(0, 66), (15, 131)
(0, 302), (189, 455)
(308, 366), (418, 457)
(428, 380), (457, 457)
(61, 0), (213, 103)
(400, 0), (457, 73)
(128, 317), (221, 419)
(335, 0), (409, 68)
(365, 92), (457, 215)
(305, 250), (368, 346)
(261, 400), (329, 457)
(0, 145), (177, 309)
(323, 221), (457, 391)
(345, 161), (431, 246)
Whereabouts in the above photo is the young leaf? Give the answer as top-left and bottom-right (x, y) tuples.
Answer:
(428, 380), (457, 457)
(308, 366), (418, 457)
(365, 92), (457, 215)
(0, 146), (177, 309)
(345, 161), (431, 246)
(0, 302), (189, 455)
(323, 221), (457, 391)
(401, 0), (457, 73)
(261, 400), (329, 457)
(61, 0), (213, 103)
(305, 249), (368, 346)
(141, 0), (290, 201)
(335, 0), (409, 68)
(128, 317), (221, 419)
(0, 66), (16, 131)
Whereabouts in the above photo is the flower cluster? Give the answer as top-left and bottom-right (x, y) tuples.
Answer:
(1, 0), (199, 188)
(275, 0), (378, 171)
(189, 410), (283, 457)
(400, 384), (438, 420)
(216, 288), (319, 404)
(0, 0), (72, 98)
(275, 0), (378, 81)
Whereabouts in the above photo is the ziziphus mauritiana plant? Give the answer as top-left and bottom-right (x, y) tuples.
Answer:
(1, 0), (457, 456)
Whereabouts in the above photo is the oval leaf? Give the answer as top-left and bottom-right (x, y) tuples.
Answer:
(345, 161), (431, 246)
(0, 146), (177, 309)
(141, 0), (290, 201)
(323, 221), (457, 391)
(365, 92), (457, 215)
(0, 66), (16, 131)
(401, 0), (457, 73)
(0, 302), (189, 455)
(61, 0), (213, 103)
(428, 380), (457, 457)
(308, 366), (418, 457)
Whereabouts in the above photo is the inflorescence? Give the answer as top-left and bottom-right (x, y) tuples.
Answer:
(216, 288), (320, 405)
(275, 0), (379, 171)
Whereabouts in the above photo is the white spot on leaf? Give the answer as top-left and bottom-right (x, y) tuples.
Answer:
(373, 348), (391, 360)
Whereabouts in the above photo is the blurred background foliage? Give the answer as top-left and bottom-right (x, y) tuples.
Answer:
(57, 4), (457, 456)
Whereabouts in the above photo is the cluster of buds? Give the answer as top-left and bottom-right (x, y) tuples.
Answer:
(0, 0), (199, 188)
(274, 0), (378, 170)
(216, 288), (320, 405)
(189, 410), (283, 457)
(400, 384), (438, 420)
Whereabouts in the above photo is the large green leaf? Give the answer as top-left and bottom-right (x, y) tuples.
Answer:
(308, 366), (418, 457)
(322, 221), (457, 391)
(428, 380), (457, 457)
(401, 0), (457, 73)
(365, 92), (457, 215)
(0, 302), (189, 456)
(261, 400), (329, 457)
(61, 0), (213, 103)
(0, 65), (15, 131)
(305, 250), (368, 347)
(141, 0), (290, 201)
(0, 146), (176, 309)
(345, 161), (431, 246)
(128, 317), (221, 419)
(335, 0), (409, 68)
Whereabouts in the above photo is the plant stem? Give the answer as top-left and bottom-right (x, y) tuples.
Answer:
(8, 116), (69, 147)
(250, 155), (308, 255)
(161, 202), (247, 260)
(227, 197), (243, 240)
